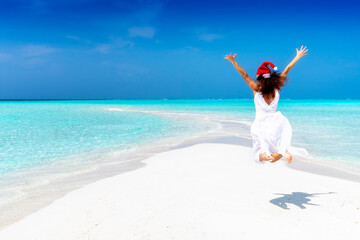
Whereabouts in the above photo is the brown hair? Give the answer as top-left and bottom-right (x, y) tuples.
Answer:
(256, 72), (288, 98)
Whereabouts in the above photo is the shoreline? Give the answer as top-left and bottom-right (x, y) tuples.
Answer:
(1, 143), (359, 239)
(0, 110), (222, 228)
(1, 113), (360, 229)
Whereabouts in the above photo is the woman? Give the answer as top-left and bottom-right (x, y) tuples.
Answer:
(224, 46), (308, 163)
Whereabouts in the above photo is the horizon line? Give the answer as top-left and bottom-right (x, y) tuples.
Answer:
(0, 98), (359, 101)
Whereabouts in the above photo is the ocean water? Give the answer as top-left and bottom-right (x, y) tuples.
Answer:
(1, 99), (360, 177)
(0, 101), (214, 177)
(103, 99), (360, 167)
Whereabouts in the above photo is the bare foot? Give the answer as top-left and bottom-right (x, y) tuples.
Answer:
(259, 153), (275, 162)
(285, 150), (292, 163)
(268, 152), (282, 163)
(271, 152), (283, 161)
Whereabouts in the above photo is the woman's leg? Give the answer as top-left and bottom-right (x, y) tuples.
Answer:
(251, 123), (273, 163)
(285, 150), (292, 163)
(252, 133), (272, 164)
(277, 118), (293, 157)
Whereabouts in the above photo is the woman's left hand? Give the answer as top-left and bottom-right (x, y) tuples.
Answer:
(296, 46), (308, 58)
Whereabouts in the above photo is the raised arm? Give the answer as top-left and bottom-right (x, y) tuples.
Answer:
(280, 46), (308, 82)
(224, 53), (258, 94)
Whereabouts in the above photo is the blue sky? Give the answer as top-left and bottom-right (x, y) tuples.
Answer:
(0, 0), (359, 99)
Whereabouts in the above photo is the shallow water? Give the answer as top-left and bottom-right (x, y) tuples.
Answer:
(0, 101), (214, 176)
(1, 99), (359, 176)
(100, 99), (360, 166)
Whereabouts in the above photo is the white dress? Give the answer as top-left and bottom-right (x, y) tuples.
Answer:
(251, 89), (292, 164)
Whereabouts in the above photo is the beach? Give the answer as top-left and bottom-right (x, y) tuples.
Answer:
(0, 100), (360, 239)
(1, 143), (360, 239)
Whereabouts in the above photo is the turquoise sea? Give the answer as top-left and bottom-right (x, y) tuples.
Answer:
(1, 99), (360, 181)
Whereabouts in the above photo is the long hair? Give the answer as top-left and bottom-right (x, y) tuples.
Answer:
(256, 72), (288, 98)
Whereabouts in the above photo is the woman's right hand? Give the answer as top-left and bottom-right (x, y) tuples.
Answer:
(224, 53), (237, 63)
(296, 46), (308, 58)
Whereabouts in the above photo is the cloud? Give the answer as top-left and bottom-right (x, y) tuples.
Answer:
(95, 44), (112, 54)
(25, 57), (44, 66)
(65, 35), (93, 45)
(193, 28), (224, 42)
(198, 33), (223, 42)
(185, 46), (200, 52)
(128, 27), (155, 39)
(21, 44), (58, 57)
(0, 53), (12, 62)
(65, 35), (81, 40)
(95, 38), (133, 54)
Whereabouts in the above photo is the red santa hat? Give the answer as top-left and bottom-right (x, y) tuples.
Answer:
(256, 62), (278, 78)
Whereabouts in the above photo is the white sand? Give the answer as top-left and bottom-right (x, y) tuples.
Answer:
(1, 143), (359, 240)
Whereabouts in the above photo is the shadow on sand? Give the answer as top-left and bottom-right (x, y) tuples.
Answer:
(269, 192), (335, 210)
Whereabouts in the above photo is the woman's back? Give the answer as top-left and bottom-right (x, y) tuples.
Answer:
(254, 89), (279, 117)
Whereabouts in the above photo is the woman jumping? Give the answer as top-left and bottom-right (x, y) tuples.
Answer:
(224, 46), (308, 164)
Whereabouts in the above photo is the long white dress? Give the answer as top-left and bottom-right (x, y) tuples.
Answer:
(251, 89), (292, 164)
